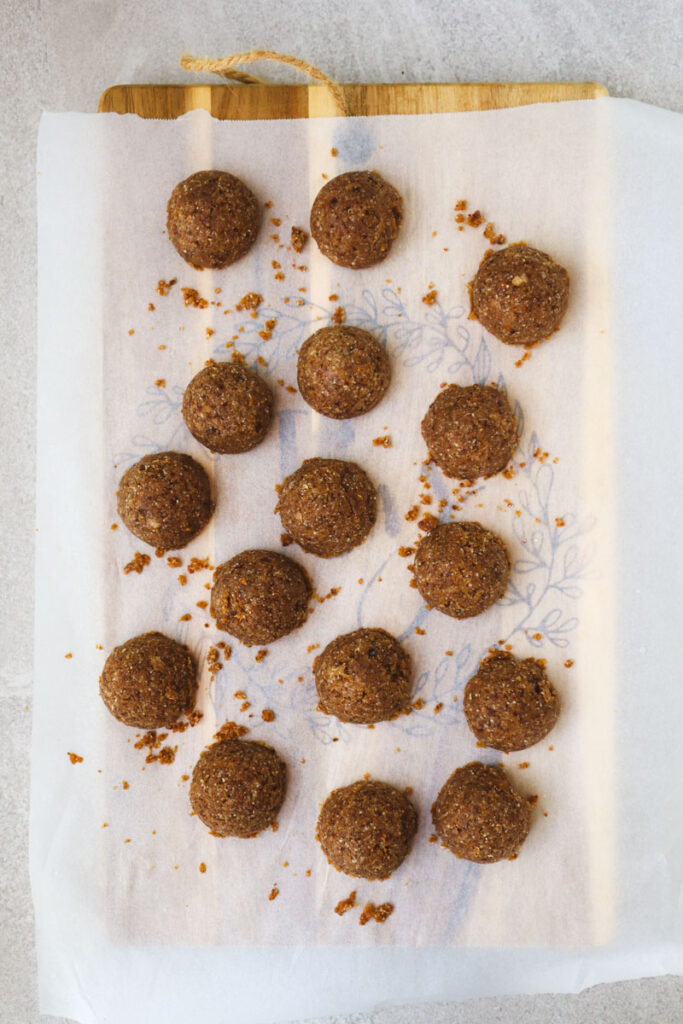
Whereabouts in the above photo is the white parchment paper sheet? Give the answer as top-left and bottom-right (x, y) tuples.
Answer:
(32, 99), (683, 1023)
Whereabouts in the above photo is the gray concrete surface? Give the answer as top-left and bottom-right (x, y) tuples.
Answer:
(1, 0), (681, 1020)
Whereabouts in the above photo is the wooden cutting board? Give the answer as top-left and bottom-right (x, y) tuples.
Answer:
(99, 81), (607, 119)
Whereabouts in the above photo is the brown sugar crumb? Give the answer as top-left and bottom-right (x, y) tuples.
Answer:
(64, 652), (73, 659)
(255, 649), (268, 663)
(166, 558), (182, 572)
(110, 523), (118, 531)
(156, 278), (177, 296)
(261, 709), (276, 723)
(516, 352), (536, 372)
(158, 344), (167, 350)
(270, 218), (282, 227)
(555, 517), (566, 528)
(455, 200), (467, 212)
(232, 689), (247, 700)
(330, 147), (338, 157)
(259, 318), (278, 341)
(280, 532), (293, 547)
(180, 774), (190, 781)
(181, 287), (209, 309)
(205, 327), (215, 339)
(429, 833), (438, 843)
(236, 292), (263, 312)
(445, 650), (453, 656)
(188, 709), (204, 726)
(67, 752), (83, 764)
(127, 329), (135, 336)
(548, 745), (554, 751)
(148, 746), (177, 765)
(148, 302), (155, 311)
(518, 761), (530, 769)
(315, 586), (341, 604)
(398, 546), (415, 557)
(199, 862), (207, 873)
(268, 887), (279, 901)
(123, 551), (151, 575)
(422, 289), (438, 306)
(122, 780), (129, 789)
(528, 794), (539, 808)
(178, 574), (187, 586)
(564, 659), (575, 668)
(285, 384), (297, 394)
(188, 557), (212, 574)
(415, 626), (426, 636)
(196, 600), (208, 609)
(214, 721), (249, 741)
(291, 226), (308, 253)
(418, 513), (439, 532)
(307, 644), (320, 654)
(372, 435), (392, 448)
(331, 306), (346, 325)
(467, 210), (484, 227)
(405, 505), (420, 522)
(359, 902), (394, 926)
(334, 890), (357, 916)
(434, 702), (443, 714)
(154, 378), (166, 388)
(483, 222), (506, 245)
(412, 698), (425, 711)
(178, 613), (191, 622)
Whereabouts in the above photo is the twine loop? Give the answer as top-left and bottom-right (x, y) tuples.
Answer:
(180, 50), (349, 116)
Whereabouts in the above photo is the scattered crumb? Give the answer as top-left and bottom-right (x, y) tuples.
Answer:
(467, 210), (484, 227)
(261, 709), (276, 723)
(455, 200), (467, 211)
(291, 226), (308, 253)
(123, 552), (151, 575)
(331, 306), (345, 325)
(64, 652), (73, 659)
(156, 278), (177, 296)
(236, 292), (263, 312)
(414, 626), (425, 636)
(418, 513), (439, 532)
(255, 649), (268, 663)
(178, 613), (191, 622)
(268, 887), (279, 901)
(518, 761), (530, 770)
(199, 862), (207, 873)
(334, 891), (357, 916)
(181, 287), (208, 309)
(214, 721), (249, 741)
(422, 289), (437, 306)
(359, 902), (394, 926)
(373, 435), (392, 448)
(434, 702), (443, 714)
(67, 752), (83, 764)
(564, 659), (574, 668)
(259, 317), (278, 341)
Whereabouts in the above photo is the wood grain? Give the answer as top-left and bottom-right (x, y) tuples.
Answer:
(98, 81), (607, 120)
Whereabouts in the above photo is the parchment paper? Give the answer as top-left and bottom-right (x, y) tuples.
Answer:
(32, 99), (683, 1023)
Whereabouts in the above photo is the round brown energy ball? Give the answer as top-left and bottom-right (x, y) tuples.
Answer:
(431, 761), (531, 863)
(463, 651), (561, 752)
(471, 243), (570, 346)
(317, 779), (417, 879)
(297, 325), (390, 419)
(190, 739), (286, 838)
(211, 549), (311, 646)
(117, 451), (213, 551)
(278, 457), (377, 558)
(166, 170), (261, 270)
(314, 628), (412, 724)
(421, 383), (518, 480)
(182, 362), (274, 454)
(99, 631), (197, 729)
(310, 171), (403, 269)
(413, 521), (510, 619)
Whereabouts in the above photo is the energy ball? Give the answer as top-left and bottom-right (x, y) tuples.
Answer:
(166, 170), (261, 270)
(117, 451), (213, 551)
(463, 651), (560, 752)
(471, 243), (570, 346)
(414, 521), (510, 619)
(190, 739), (286, 838)
(310, 170), (403, 269)
(421, 383), (518, 480)
(182, 362), (274, 454)
(317, 779), (417, 880)
(99, 631), (197, 729)
(211, 549), (311, 645)
(431, 761), (531, 863)
(277, 457), (377, 558)
(297, 325), (390, 419)
(314, 628), (412, 724)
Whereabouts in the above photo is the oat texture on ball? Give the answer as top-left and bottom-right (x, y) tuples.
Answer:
(167, 170), (261, 270)
(421, 383), (518, 480)
(413, 521), (510, 619)
(317, 779), (418, 880)
(99, 632), (197, 729)
(471, 243), (570, 346)
(182, 361), (274, 454)
(190, 739), (286, 838)
(464, 650), (560, 752)
(314, 628), (412, 724)
(431, 761), (531, 863)
(211, 549), (311, 645)
(277, 457), (377, 558)
(310, 171), (403, 269)
(116, 451), (213, 551)
(297, 325), (390, 419)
